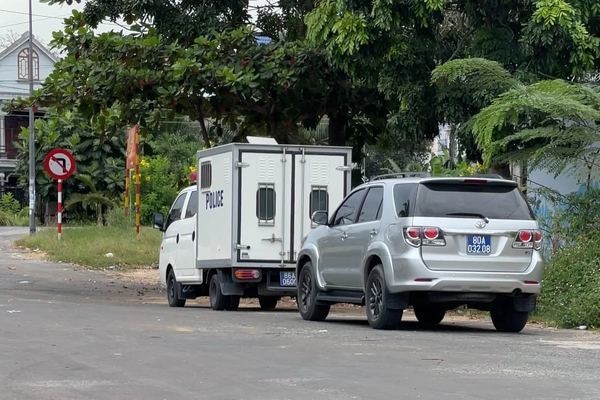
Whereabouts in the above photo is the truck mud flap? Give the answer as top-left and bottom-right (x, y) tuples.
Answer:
(217, 270), (244, 296)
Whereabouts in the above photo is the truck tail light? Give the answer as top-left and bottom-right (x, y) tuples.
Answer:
(403, 227), (446, 247)
(234, 269), (260, 280)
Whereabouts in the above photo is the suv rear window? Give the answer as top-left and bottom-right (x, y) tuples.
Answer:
(414, 182), (534, 220)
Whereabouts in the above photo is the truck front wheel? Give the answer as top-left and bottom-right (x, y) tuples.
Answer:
(258, 296), (279, 310)
(167, 270), (186, 308)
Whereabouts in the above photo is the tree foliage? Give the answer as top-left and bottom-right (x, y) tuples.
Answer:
(46, 0), (249, 45)
(471, 79), (600, 180)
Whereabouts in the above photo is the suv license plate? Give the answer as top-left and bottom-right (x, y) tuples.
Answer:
(467, 235), (492, 255)
(280, 271), (296, 287)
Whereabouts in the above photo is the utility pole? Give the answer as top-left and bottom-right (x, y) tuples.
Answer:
(28, 0), (36, 234)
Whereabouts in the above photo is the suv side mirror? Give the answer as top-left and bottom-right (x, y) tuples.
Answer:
(153, 212), (165, 231)
(311, 210), (329, 226)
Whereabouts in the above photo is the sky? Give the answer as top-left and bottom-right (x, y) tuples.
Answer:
(0, 0), (129, 48)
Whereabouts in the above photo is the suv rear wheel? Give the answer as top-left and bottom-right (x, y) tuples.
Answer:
(297, 262), (330, 321)
(414, 305), (445, 327)
(366, 265), (402, 329)
(490, 303), (529, 333)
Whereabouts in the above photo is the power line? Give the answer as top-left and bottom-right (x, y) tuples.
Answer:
(0, 18), (50, 29)
(0, 7), (132, 29)
(0, 7), (71, 20)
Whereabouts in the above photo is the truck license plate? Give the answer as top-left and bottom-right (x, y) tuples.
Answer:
(467, 235), (492, 255)
(280, 271), (296, 287)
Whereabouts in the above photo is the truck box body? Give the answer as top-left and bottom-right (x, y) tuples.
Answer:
(196, 143), (352, 275)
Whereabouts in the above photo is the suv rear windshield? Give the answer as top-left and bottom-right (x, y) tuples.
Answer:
(414, 182), (534, 220)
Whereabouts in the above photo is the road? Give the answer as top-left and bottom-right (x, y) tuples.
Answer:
(1, 227), (599, 400)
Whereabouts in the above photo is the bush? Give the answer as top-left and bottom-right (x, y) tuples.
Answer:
(0, 208), (28, 226)
(537, 234), (600, 328)
(140, 156), (179, 223)
(0, 193), (28, 226)
(531, 188), (600, 253)
(0, 193), (21, 214)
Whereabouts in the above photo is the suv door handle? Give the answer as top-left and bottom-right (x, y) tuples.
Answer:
(340, 231), (348, 240)
(370, 229), (378, 237)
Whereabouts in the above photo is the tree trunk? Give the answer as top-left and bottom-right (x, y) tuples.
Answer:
(448, 124), (457, 162)
(328, 112), (347, 146)
(197, 117), (211, 148)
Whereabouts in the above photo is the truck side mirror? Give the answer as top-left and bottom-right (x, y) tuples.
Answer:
(153, 212), (165, 231)
(311, 210), (329, 226)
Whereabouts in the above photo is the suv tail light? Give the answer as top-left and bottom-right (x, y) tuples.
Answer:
(403, 227), (446, 247)
(513, 229), (542, 250)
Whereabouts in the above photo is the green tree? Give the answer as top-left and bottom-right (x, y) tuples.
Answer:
(471, 79), (600, 188)
(47, 0), (249, 45)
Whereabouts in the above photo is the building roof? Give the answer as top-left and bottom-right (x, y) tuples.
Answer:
(0, 32), (58, 64)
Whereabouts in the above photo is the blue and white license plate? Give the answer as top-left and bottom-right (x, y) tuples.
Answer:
(280, 271), (296, 287)
(466, 235), (492, 255)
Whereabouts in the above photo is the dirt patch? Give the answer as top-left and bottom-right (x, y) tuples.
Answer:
(108, 267), (160, 287)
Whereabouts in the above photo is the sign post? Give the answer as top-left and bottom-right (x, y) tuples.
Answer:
(43, 149), (76, 240)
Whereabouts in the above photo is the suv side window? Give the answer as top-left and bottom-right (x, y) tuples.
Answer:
(184, 190), (198, 219)
(394, 183), (417, 218)
(331, 189), (366, 226)
(166, 192), (187, 229)
(357, 186), (384, 223)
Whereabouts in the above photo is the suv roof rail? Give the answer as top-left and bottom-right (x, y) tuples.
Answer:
(370, 172), (431, 181)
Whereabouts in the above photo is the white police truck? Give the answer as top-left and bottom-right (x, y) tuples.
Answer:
(153, 138), (352, 310)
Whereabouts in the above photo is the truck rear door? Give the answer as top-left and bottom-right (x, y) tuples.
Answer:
(237, 150), (293, 264)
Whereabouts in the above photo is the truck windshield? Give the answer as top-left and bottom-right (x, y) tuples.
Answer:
(414, 182), (534, 220)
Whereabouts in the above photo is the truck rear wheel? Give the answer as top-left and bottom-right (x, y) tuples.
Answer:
(258, 296), (279, 310)
(167, 270), (186, 308)
(209, 273), (228, 311)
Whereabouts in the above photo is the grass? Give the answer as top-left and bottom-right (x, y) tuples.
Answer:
(0, 210), (29, 226)
(17, 226), (162, 269)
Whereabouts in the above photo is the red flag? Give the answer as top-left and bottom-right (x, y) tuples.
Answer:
(126, 125), (139, 169)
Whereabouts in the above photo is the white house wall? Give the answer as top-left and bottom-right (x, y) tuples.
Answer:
(0, 44), (54, 101)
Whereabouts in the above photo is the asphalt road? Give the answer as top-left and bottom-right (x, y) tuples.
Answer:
(1, 227), (599, 400)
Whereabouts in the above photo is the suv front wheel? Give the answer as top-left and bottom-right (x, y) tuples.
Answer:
(366, 265), (402, 329)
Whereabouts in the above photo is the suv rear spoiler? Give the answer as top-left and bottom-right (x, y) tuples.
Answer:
(419, 177), (518, 187)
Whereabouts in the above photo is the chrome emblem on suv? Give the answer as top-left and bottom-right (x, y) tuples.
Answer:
(475, 220), (487, 229)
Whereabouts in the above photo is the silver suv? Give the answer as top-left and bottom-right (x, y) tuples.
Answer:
(295, 176), (544, 332)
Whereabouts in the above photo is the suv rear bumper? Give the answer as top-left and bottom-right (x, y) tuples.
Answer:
(386, 252), (544, 295)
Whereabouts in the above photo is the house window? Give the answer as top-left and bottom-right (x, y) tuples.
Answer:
(200, 162), (212, 190)
(17, 48), (39, 80)
(309, 186), (328, 220)
(256, 183), (276, 225)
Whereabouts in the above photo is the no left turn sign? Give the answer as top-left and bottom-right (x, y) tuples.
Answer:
(43, 148), (76, 180)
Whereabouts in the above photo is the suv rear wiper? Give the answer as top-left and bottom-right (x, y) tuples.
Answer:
(445, 212), (489, 223)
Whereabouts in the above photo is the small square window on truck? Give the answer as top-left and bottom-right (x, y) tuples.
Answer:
(256, 183), (276, 225)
